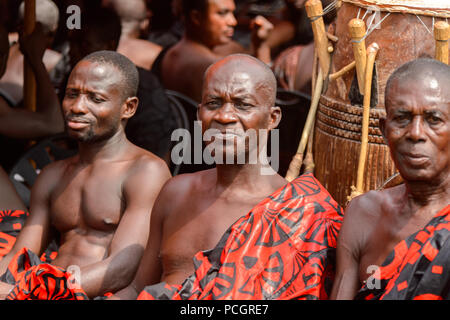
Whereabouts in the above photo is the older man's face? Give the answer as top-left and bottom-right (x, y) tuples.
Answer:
(198, 59), (279, 162)
(384, 76), (449, 182)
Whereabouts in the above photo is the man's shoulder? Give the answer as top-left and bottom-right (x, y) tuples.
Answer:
(345, 186), (402, 222)
(125, 146), (170, 177)
(158, 169), (214, 200)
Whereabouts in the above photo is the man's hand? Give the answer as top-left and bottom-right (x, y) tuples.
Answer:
(0, 281), (14, 300)
(18, 22), (47, 67)
(250, 15), (274, 46)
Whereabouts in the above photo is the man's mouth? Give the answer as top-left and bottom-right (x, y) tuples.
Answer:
(401, 152), (429, 166)
(66, 118), (91, 130)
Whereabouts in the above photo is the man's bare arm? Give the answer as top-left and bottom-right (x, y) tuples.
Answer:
(77, 158), (171, 298)
(0, 23), (63, 139)
(112, 174), (185, 300)
(330, 196), (367, 300)
(0, 161), (57, 278)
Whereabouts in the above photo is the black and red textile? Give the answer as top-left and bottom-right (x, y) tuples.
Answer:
(0, 247), (88, 300)
(138, 173), (344, 300)
(0, 210), (28, 260)
(356, 205), (450, 300)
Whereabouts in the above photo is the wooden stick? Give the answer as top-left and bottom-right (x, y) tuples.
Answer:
(305, 0), (331, 75)
(23, 0), (36, 112)
(434, 21), (449, 65)
(348, 18), (367, 95)
(329, 60), (356, 81)
(285, 67), (324, 182)
(348, 42), (379, 201)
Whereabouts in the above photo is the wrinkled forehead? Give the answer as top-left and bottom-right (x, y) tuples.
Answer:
(67, 60), (123, 93)
(386, 74), (450, 112)
(203, 63), (274, 103)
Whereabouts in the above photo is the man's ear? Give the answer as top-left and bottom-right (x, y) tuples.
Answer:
(121, 96), (139, 120)
(268, 105), (282, 130)
(190, 10), (202, 26)
(379, 116), (388, 145)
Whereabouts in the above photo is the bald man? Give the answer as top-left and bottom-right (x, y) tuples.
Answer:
(0, 51), (171, 300)
(111, 0), (163, 70)
(154, 0), (274, 102)
(114, 54), (343, 300)
(331, 58), (450, 300)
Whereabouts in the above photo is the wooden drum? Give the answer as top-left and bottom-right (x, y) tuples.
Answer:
(313, 0), (450, 206)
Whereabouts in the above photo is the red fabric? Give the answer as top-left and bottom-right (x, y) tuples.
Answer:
(0, 247), (88, 300)
(138, 174), (344, 300)
(0, 210), (29, 260)
(356, 205), (450, 300)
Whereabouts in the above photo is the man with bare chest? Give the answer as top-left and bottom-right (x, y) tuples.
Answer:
(0, 50), (171, 299)
(156, 0), (274, 102)
(115, 54), (343, 300)
(331, 58), (450, 300)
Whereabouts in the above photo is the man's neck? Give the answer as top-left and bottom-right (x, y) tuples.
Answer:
(184, 29), (214, 51)
(121, 23), (140, 39)
(214, 160), (285, 196)
(77, 130), (129, 165)
(404, 173), (450, 211)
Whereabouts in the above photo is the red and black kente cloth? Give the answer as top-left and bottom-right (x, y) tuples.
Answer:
(0, 210), (29, 260)
(356, 205), (450, 300)
(0, 247), (88, 300)
(138, 173), (344, 300)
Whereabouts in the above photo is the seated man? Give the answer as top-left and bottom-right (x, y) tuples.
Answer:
(154, 0), (274, 102)
(0, 22), (64, 170)
(67, 6), (177, 161)
(111, 0), (163, 70)
(114, 54), (344, 300)
(0, 50), (171, 300)
(331, 58), (450, 300)
(0, 22), (63, 261)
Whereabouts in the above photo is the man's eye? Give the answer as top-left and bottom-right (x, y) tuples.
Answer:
(427, 115), (443, 125)
(65, 91), (78, 99)
(205, 101), (221, 108)
(90, 95), (105, 103)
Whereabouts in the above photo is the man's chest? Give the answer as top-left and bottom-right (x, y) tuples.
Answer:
(161, 196), (263, 262)
(49, 168), (125, 232)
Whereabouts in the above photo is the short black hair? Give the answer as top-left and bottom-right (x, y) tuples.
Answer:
(72, 6), (122, 50)
(83, 50), (139, 100)
(385, 58), (450, 107)
(181, 0), (208, 19)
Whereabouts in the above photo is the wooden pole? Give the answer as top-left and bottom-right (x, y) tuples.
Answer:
(434, 21), (449, 65)
(348, 42), (379, 202)
(23, 0), (36, 111)
(305, 0), (331, 75)
(285, 67), (323, 182)
(348, 18), (367, 95)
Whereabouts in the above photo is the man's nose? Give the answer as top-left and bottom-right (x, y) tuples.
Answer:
(214, 103), (238, 124)
(406, 116), (426, 142)
(69, 95), (89, 114)
(228, 13), (237, 27)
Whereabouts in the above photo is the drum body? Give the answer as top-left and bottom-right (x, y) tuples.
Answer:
(313, 1), (450, 206)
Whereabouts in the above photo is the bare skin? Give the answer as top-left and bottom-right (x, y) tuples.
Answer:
(113, 0), (163, 70)
(0, 165), (26, 212)
(113, 54), (285, 299)
(161, 0), (273, 102)
(0, 32), (61, 106)
(331, 69), (450, 299)
(0, 24), (63, 138)
(0, 58), (171, 299)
